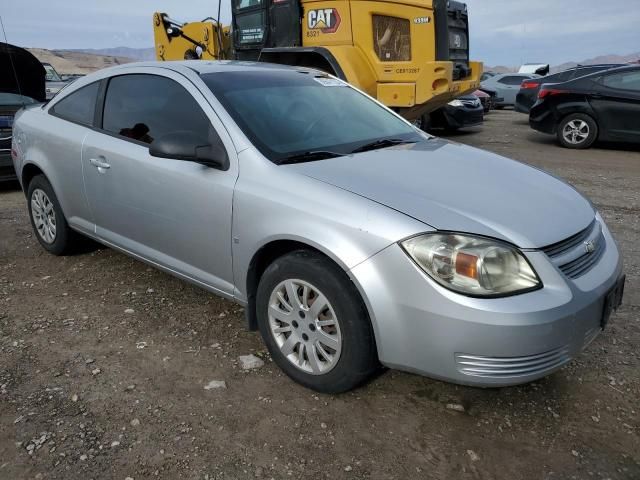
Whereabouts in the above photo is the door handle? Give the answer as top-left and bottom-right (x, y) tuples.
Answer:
(89, 158), (111, 169)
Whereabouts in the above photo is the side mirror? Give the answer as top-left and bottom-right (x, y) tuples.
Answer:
(149, 131), (229, 170)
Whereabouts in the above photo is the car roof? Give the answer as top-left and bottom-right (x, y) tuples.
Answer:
(575, 64), (640, 79)
(104, 60), (299, 75)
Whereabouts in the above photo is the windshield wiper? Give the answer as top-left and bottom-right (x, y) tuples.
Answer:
(278, 150), (345, 165)
(350, 138), (415, 154)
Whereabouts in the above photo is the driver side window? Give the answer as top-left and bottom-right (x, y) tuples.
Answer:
(102, 74), (225, 150)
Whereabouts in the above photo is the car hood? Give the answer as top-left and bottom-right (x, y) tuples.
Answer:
(286, 139), (595, 249)
(0, 42), (46, 102)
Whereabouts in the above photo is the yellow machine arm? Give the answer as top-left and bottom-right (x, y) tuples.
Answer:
(152, 12), (230, 61)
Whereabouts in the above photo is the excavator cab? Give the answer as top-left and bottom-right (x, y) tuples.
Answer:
(232, 0), (302, 60)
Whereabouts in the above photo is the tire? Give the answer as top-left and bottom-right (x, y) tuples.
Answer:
(256, 250), (379, 393)
(495, 105), (505, 110)
(556, 113), (598, 149)
(27, 175), (78, 255)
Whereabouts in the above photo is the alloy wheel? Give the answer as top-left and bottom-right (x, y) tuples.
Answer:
(562, 119), (590, 145)
(267, 279), (342, 375)
(31, 188), (57, 244)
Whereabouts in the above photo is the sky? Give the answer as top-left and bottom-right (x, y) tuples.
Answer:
(1, 0), (639, 66)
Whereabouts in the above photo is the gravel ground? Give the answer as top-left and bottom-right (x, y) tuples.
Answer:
(1, 110), (638, 480)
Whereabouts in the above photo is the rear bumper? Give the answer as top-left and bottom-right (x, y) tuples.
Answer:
(529, 105), (558, 134)
(350, 219), (623, 387)
(515, 92), (536, 114)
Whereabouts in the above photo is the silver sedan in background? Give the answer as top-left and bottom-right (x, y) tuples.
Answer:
(481, 72), (541, 108)
(11, 61), (625, 393)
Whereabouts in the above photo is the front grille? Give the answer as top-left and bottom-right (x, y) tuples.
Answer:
(455, 346), (571, 379)
(542, 220), (605, 279)
(373, 15), (411, 62)
(542, 220), (594, 257)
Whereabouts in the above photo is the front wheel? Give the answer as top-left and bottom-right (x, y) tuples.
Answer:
(557, 113), (598, 149)
(256, 250), (379, 393)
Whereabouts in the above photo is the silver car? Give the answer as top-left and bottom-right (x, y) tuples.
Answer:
(11, 61), (625, 393)
(481, 72), (540, 108)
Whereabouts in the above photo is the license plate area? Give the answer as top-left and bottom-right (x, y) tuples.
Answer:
(601, 275), (625, 329)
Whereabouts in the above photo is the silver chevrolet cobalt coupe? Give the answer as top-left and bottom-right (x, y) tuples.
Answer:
(12, 62), (625, 393)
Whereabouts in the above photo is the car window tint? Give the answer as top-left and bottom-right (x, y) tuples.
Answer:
(602, 71), (640, 92)
(50, 82), (100, 126)
(498, 76), (527, 85)
(102, 74), (216, 146)
(552, 71), (573, 82)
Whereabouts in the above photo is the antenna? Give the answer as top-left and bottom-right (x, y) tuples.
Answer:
(0, 15), (27, 108)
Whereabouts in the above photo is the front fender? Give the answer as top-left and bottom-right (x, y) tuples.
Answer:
(231, 149), (429, 303)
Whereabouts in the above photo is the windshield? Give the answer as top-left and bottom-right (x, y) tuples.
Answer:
(44, 64), (62, 82)
(201, 69), (422, 162)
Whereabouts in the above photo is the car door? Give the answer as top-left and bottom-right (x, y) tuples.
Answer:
(589, 70), (640, 142)
(82, 69), (238, 295)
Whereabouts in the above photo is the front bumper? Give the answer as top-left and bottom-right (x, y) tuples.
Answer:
(442, 105), (484, 128)
(350, 219), (623, 387)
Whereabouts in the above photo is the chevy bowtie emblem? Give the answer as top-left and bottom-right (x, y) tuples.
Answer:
(584, 240), (596, 253)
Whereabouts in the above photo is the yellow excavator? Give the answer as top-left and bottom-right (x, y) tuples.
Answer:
(152, 0), (482, 121)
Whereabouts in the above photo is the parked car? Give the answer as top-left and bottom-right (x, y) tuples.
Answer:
(516, 64), (624, 114)
(473, 89), (492, 113)
(0, 42), (46, 183)
(43, 62), (69, 100)
(12, 62), (625, 393)
(422, 95), (484, 131)
(478, 86), (503, 110)
(530, 65), (640, 149)
(480, 71), (495, 82)
(481, 73), (540, 108)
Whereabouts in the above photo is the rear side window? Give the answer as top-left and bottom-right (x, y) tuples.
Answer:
(50, 82), (100, 126)
(102, 74), (214, 145)
(602, 71), (640, 92)
(498, 76), (528, 85)
(548, 70), (573, 82)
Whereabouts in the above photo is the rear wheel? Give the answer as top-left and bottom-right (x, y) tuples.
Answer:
(27, 175), (78, 255)
(256, 250), (379, 393)
(557, 113), (598, 149)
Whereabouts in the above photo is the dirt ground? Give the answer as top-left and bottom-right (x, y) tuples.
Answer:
(1, 110), (638, 480)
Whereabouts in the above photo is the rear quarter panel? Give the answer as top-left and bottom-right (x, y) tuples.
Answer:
(13, 107), (94, 233)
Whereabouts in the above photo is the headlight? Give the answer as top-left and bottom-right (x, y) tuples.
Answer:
(401, 233), (541, 297)
(448, 99), (464, 107)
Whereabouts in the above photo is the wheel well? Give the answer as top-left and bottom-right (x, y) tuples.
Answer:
(259, 51), (338, 77)
(245, 240), (329, 330)
(21, 164), (44, 195)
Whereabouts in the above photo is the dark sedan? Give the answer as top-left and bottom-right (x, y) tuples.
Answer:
(425, 95), (484, 131)
(530, 65), (640, 149)
(1, 42), (46, 182)
(515, 64), (623, 114)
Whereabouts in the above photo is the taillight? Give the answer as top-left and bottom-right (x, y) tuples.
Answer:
(538, 88), (567, 99)
(521, 81), (538, 89)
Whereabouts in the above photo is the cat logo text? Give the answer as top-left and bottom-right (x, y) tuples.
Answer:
(307, 8), (341, 34)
